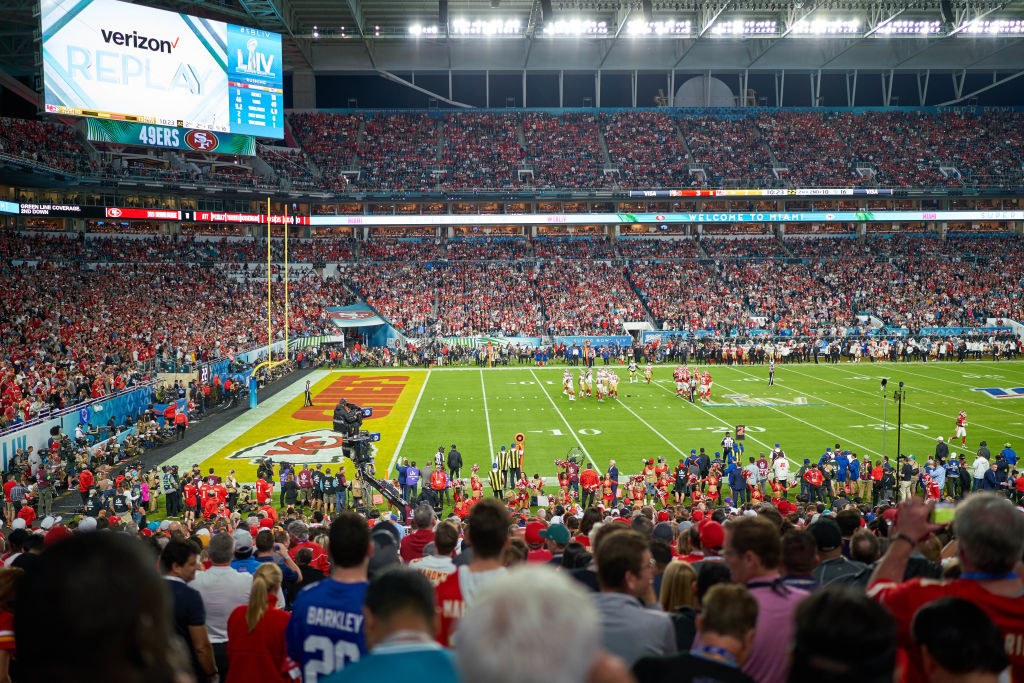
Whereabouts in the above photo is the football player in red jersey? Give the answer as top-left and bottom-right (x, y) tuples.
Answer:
(952, 410), (968, 447)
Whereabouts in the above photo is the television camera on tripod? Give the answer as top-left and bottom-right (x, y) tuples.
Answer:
(332, 397), (411, 523)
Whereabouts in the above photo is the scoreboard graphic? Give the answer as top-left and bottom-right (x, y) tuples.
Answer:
(40, 0), (283, 138)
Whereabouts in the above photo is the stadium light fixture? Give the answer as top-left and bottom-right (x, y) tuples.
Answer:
(626, 19), (692, 35)
(543, 19), (609, 35)
(960, 18), (1024, 34)
(450, 18), (522, 35)
(791, 18), (860, 34)
(710, 19), (777, 35)
(409, 24), (441, 35)
(875, 19), (941, 35)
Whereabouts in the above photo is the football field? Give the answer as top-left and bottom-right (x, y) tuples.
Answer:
(163, 360), (1024, 487)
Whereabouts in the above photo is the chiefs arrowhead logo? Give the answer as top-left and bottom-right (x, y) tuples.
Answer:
(226, 428), (376, 465)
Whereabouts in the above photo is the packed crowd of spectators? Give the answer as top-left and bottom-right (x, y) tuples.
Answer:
(522, 112), (610, 189)
(358, 114), (439, 190)
(0, 117), (95, 175)
(259, 147), (319, 190)
(344, 263), (435, 336)
(701, 237), (787, 258)
(2, 229), (1021, 341)
(10, 446), (1023, 683)
(618, 237), (704, 259)
(533, 236), (616, 259)
(679, 115), (774, 185)
(0, 259), (345, 423)
(4, 109), (1023, 190)
(441, 113), (523, 188)
(434, 263), (544, 337)
(601, 111), (690, 188)
(0, 234), (355, 264)
(288, 112), (361, 190)
(536, 262), (644, 335)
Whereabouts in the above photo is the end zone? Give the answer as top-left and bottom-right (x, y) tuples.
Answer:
(157, 369), (426, 481)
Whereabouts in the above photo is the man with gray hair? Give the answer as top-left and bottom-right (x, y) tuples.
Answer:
(191, 531), (253, 679)
(868, 493), (1024, 682)
(455, 566), (634, 683)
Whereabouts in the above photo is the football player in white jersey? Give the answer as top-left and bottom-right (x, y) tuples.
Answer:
(563, 369), (575, 401)
(629, 359), (637, 383)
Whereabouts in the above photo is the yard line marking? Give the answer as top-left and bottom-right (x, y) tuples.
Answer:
(706, 372), (884, 457)
(613, 397), (686, 457)
(480, 370), (495, 461)
(929, 359), (1024, 380)
(732, 365), (939, 447)
(529, 368), (598, 470)
(388, 368), (431, 477)
(649, 379), (804, 471)
(837, 364), (1024, 420)
(803, 365), (1024, 441)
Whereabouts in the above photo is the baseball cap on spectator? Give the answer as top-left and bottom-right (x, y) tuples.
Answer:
(45, 525), (71, 546)
(699, 521), (725, 551)
(158, 520), (172, 532)
(882, 507), (899, 524)
(11, 519), (26, 531)
(539, 523), (570, 546)
(373, 520), (402, 546)
(691, 510), (705, 523)
(78, 517), (97, 532)
(259, 517), (275, 529)
(809, 518), (843, 552)
(40, 515), (62, 531)
(657, 510), (671, 523)
(525, 521), (547, 545)
(147, 522), (160, 532)
(231, 529), (253, 552)
(652, 522), (674, 543)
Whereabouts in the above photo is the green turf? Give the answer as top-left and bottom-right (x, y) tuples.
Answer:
(393, 361), (1024, 478)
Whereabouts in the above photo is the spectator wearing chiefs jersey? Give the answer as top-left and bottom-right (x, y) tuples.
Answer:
(287, 521), (329, 573)
(867, 493), (1024, 683)
(434, 498), (510, 647)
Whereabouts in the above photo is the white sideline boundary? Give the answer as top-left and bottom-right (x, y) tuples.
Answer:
(388, 369), (431, 476)
(480, 370), (495, 462)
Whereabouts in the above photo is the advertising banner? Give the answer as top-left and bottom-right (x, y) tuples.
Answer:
(87, 118), (256, 154)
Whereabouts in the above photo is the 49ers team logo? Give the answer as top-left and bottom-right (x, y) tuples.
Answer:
(185, 130), (219, 151)
(226, 428), (377, 465)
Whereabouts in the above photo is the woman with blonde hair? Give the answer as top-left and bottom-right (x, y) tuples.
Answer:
(658, 560), (700, 651)
(226, 562), (292, 682)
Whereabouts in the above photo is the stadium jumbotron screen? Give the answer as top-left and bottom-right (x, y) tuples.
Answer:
(40, 0), (283, 138)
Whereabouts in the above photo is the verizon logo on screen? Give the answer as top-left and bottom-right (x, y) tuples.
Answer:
(100, 29), (180, 54)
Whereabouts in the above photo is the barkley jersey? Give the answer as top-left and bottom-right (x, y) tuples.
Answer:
(286, 579), (369, 683)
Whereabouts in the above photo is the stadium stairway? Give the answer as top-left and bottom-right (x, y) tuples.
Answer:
(596, 125), (612, 165)
(668, 117), (695, 164)
(623, 264), (659, 326)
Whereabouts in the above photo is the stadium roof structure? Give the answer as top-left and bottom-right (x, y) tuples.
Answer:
(0, 0), (1022, 105)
